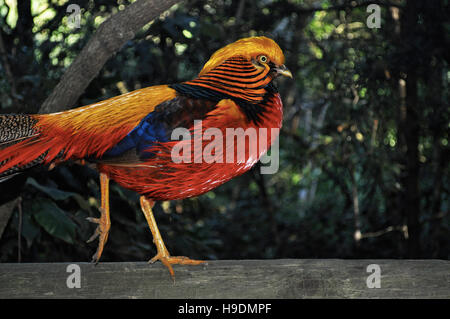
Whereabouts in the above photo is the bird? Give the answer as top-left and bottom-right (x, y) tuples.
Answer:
(0, 36), (292, 279)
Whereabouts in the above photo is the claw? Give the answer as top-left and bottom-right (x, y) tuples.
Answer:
(149, 252), (206, 282)
(140, 196), (206, 281)
(86, 209), (110, 263)
(86, 221), (100, 243)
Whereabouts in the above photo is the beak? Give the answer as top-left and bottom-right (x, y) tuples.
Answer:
(275, 64), (293, 79)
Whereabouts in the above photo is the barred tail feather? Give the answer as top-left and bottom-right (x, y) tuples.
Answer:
(0, 114), (58, 181)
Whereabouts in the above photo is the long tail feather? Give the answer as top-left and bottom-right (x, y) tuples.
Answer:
(0, 114), (39, 145)
(0, 114), (51, 180)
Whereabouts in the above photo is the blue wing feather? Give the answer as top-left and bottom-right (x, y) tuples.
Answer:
(103, 112), (168, 159)
(98, 95), (217, 163)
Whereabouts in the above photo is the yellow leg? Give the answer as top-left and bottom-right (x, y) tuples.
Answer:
(140, 196), (206, 280)
(86, 172), (111, 263)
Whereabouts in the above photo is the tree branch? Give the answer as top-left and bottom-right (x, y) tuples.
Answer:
(39, 0), (182, 114)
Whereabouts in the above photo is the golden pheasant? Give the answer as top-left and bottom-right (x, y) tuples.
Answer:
(0, 36), (291, 278)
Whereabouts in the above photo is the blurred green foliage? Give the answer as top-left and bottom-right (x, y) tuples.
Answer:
(0, 0), (448, 263)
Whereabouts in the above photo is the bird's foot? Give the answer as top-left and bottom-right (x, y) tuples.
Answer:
(86, 207), (111, 263)
(149, 249), (207, 281)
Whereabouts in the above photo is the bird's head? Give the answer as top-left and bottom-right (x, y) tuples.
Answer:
(199, 36), (292, 80)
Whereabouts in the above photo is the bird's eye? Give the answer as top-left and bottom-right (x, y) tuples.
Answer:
(258, 55), (268, 63)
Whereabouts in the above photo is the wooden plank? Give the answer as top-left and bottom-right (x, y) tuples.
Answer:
(0, 259), (448, 298)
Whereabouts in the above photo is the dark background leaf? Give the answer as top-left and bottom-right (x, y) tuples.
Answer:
(32, 198), (77, 245)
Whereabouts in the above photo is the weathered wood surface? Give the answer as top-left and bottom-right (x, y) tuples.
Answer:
(0, 259), (448, 298)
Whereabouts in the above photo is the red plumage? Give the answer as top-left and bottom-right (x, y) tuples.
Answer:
(99, 94), (283, 200)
